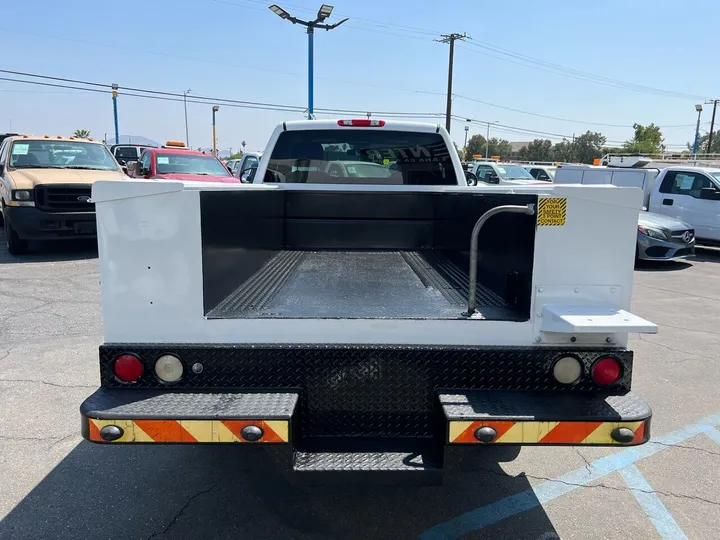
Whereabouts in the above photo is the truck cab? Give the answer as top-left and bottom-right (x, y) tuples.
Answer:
(649, 167), (720, 245)
(128, 142), (239, 184)
(80, 119), (655, 483)
(469, 160), (545, 186)
(0, 134), (127, 254)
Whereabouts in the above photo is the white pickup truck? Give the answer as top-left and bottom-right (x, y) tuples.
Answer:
(555, 163), (720, 247)
(81, 119), (656, 483)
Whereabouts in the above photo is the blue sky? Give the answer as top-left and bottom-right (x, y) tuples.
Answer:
(1, 0), (718, 152)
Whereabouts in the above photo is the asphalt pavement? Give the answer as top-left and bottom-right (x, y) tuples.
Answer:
(1, 233), (719, 540)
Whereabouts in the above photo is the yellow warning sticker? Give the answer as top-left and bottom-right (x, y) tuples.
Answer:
(537, 198), (567, 226)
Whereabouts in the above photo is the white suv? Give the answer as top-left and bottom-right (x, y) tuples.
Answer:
(468, 161), (544, 185)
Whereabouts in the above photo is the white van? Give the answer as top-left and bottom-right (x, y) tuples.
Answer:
(555, 164), (720, 245)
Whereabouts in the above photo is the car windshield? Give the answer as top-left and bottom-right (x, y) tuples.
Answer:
(9, 140), (119, 170)
(546, 167), (557, 178)
(495, 165), (535, 179)
(713, 172), (720, 183)
(156, 153), (230, 175)
(267, 129), (457, 185)
(115, 147), (141, 159)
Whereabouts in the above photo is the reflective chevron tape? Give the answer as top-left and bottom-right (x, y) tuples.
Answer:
(448, 420), (647, 445)
(87, 418), (290, 443)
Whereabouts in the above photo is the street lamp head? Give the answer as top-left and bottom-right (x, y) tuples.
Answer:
(212, 105), (220, 112)
(464, 125), (469, 132)
(696, 104), (703, 112)
(111, 83), (119, 90)
(269, 4), (292, 19)
(317, 4), (334, 21)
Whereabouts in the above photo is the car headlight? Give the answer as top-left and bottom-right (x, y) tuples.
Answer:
(638, 225), (667, 240)
(12, 190), (33, 201)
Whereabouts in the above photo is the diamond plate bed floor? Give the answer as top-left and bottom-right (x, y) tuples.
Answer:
(206, 250), (520, 320)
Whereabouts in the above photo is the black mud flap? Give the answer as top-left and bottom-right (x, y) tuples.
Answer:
(439, 390), (651, 446)
(80, 388), (298, 444)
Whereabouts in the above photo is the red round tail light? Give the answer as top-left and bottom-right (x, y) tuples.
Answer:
(591, 356), (621, 385)
(113, 354), (144, 383)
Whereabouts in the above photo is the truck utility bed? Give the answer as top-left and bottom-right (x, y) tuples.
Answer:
(207, 250), (516, 320)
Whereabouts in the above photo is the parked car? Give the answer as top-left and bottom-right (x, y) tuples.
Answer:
(234, 152), (263, 182)
(523, 165), (556, 181)
(468, 161), (546, 185)
(0, 134), (127, 254)
(127, 142), (240, 183)
(554, 164), (696, 261)
(110, 144), (154, 168)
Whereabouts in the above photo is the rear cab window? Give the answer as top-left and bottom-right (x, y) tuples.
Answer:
(266, 129), (456, 185)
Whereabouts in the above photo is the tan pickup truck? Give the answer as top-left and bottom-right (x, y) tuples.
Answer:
(0, 135), (127, 254)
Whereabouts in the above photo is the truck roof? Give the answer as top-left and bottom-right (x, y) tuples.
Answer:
(151, 147), (212, 157)
(281, 119), (443, 133)
(6, 134), (104, 144)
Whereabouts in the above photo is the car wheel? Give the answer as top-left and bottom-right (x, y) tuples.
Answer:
(5, 218), (29, 255)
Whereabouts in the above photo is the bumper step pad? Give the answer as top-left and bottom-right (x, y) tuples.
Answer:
(81, 389), (297, 444)
(440, 391), (651, 446)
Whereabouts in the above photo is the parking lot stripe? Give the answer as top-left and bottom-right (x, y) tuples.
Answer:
(420, 413), (720, 540)
(699, 425), (720, 446)
(619, 464), (688, 540)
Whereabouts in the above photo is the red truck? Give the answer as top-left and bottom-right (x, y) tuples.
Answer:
(128, 141), (239, 183)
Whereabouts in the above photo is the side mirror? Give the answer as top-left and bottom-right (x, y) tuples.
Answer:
(700, 187), (720, 200)
(465, 171), (478, 186)
(240, 167), (256, 183)
(125, 161), (137, 176)
(486, 173), (500, 184)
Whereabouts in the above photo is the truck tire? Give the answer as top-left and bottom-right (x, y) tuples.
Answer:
(5, 218), (29, 255)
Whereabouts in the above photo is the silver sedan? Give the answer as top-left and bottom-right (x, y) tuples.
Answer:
(637, 212), (695, 261)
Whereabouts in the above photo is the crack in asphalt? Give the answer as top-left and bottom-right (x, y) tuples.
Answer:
(656, 321), (720, 336)
(0, 432), (75, 443)
(636, 283), (720, 302)
(0, 378), (95, 389)
(477, 465), (720, 508)
(575, 449), (592, 476)
(651, 440), (720, 458)
(146, 485), (217, 540)
(636, 334), (714, 361)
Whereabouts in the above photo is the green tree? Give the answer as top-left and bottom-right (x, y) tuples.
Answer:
(485, 138), (513, 159)
(687, 130), (720, 153)
(226, 152), (244, 160)
(464, 133), (487, 159)
(553, 139), (576, 163)
(574, 131), (607, 163)
(519, 139), (554, 161)
(623, 123), (664, 154)
(73, 129), (90, 138)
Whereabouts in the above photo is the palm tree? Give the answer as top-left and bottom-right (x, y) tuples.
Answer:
(73, 129), (90, 138)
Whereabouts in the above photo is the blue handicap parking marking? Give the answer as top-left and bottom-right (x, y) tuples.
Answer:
(420, 413), (720, 540)
(619, 464), (688, 540)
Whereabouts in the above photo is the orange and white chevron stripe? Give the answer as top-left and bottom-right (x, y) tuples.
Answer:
(449, 420), (647, 445)
(87, 418), (290, 443)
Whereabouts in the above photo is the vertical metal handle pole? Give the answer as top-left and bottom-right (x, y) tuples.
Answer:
(465, 204), (536, 316)
(307, 26), (314, 120)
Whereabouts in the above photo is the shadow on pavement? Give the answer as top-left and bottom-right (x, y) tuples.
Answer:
(0, 443), (558, 540)
(694, 246), (720, 263)
(0, 229), (98, 264)
(634, 259), (692, 272)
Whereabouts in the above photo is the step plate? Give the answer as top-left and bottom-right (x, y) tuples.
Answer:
(81, 389), (297, 444)
(440, 390), (651, 446)
(294, 451), (441, 472)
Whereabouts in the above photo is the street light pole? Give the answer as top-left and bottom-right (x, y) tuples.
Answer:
(693, 104), (703, 158)
(269, 4), (348, 120)
(485, 121), (498, 159)
(706, 99), (719, 153)
(212, 105), (219, 157)
(463, 124), (469, 160)
(184, 89), (191, 147)
(111, 83), (120, 145)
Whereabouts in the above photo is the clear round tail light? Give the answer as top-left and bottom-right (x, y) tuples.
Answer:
(592, 356), (622, 385)
(553, 356), (582, 385)
(113, 354), (144, 383)
(154, 354), (184, 383)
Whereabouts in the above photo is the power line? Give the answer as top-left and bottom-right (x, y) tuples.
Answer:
(460, 40), (710, 101)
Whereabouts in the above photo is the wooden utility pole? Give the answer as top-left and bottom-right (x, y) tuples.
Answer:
(438, 33), (467, 133)
(706, 99), (719, 153)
